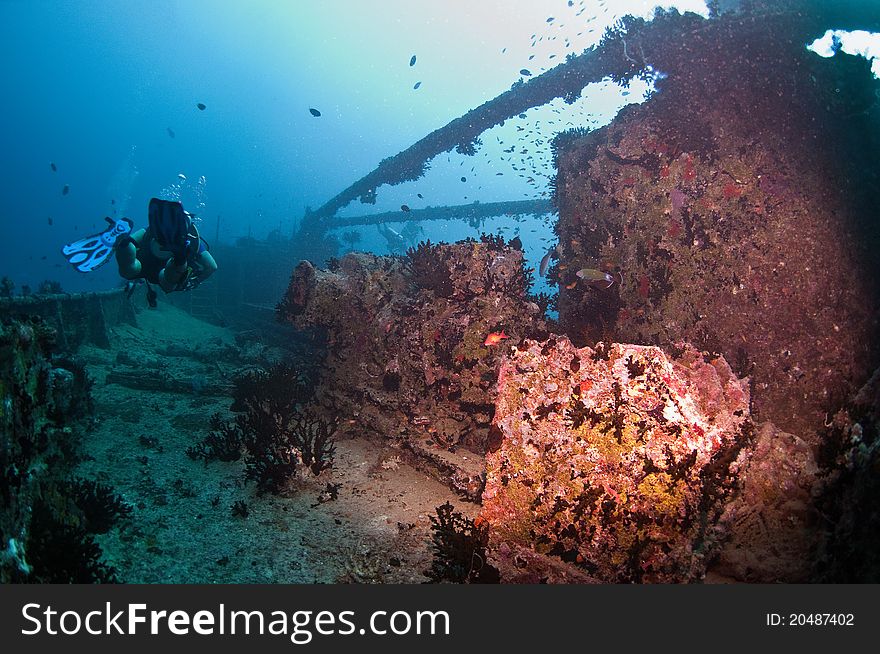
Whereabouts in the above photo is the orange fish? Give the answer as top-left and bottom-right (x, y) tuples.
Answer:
(484, 330), (508, 346)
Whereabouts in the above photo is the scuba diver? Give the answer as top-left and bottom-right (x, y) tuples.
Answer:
(62, 198), (217, 307)
(376, 223), (406, 253)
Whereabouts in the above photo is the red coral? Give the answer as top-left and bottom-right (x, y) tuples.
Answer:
(638, 274), (650, 300)
(722, 182), (742, 199)
(681, 155), (696, 181)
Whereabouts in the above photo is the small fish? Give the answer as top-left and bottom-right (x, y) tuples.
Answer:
(41, 255), (47, 260)
(50, 162), (57, 172)
(576, 268), (616, 289)
(167, 127), (176, 138)
(460, 176), (466, 182)
(409, 54), (417, 67)
(178, 173), (187, 181)
(309, 107), (321, 117)
(197, 102), (206, 110)
(111, 199), (115, 205)
(417, 193), (423, 199)
(413, 81), (421, 90)
(62, 184), (69, 195)
(400, 204), (410, 212)
(47, 216), (53, 226)
(484, 330), (508, 347)
(539, 245), (556, 276)
(520, 69), (532, 76)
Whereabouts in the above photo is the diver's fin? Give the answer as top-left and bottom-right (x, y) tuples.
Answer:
(148, 198), (190, 255)
(62, 216), (133, 273)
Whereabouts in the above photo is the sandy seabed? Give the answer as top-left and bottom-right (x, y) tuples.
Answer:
(74, 302), (474, 583)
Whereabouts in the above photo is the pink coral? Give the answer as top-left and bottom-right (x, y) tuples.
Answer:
(482, 337), (750, 583)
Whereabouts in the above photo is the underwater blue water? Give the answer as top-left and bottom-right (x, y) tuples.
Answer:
(1, 0), (711, 295)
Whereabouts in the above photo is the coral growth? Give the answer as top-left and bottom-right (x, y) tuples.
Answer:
(1, 317), (121, 583)
(66, 478), (133, 535)
(49, 355), (94, 422)
(714, 422), (819, 582)
(407, 240), (454, 297)
(25, 499), (119, 583)
(292, 411), (337, 475)
(235, 364), (336, 492)
(230, 363), (309, 413)
(37, 280), (63, 295)
(188, 362), (336, 494)
(481, 336), (750, 583)
(23, 480), (128, 583)
(0, 276), (14, 298)
(425, 502), (498, 583)
(240, 407), (330, 495)
(230, 500), (249, 518)
(277, 237), (546, 467)
(811, 369), (880, 582)
(552, 13), (880, 441)
(241, 432), (291, 494)
(186, 413), (243, 463)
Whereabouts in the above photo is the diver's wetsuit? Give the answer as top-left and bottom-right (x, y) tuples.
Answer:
(136, 227), (207, 285)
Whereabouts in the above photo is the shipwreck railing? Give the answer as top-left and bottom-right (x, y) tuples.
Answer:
(329, 199), (553, 229)
(299, 1), (878, 240)
(0, 288), (136, 350)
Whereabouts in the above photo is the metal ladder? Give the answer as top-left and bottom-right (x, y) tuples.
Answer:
(187, 280), (217, 322)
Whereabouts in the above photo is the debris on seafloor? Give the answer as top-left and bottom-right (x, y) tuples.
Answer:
(481, 336), (752, 583)
(277, 236), (548, 499)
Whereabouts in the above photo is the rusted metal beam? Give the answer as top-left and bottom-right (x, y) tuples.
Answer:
(304, 2), (875, 228)
(329, 199), (554, 229)
(307, 32), (631, 223)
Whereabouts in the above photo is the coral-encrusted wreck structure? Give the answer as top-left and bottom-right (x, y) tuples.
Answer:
(0, 318), (113, 582)
(280, 4), (880, 582)
(278, 237), (547, 497)
(712, 421), (818, 582)
(551, 11), (880, 442)
(810, 368), (880, 582)
(482, 337), (751, 583)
